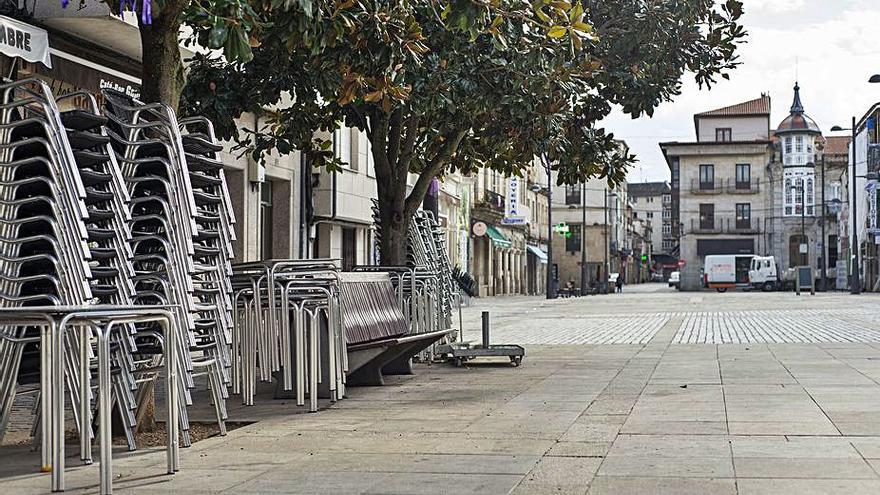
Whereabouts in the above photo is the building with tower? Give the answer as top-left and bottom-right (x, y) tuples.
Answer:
(768, 83), (842, 282)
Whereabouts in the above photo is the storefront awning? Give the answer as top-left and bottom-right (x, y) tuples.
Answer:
(526, 245), (548, 264)
(486, 225), (512, 249)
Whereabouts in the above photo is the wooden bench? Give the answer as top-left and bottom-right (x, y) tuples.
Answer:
(346, 328), (457, 386)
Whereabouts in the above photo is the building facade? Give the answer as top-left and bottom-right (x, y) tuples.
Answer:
(661, 95), (774, 290)
(628, 181), (672, 255)
(766, 83), (842, 282)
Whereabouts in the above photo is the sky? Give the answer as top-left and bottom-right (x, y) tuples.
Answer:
(604, 0), (880, 184)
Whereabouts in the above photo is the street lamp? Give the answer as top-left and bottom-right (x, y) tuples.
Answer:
(831, 118), (861, 294)
(580, 181), (588, 295)
(540, 154), (557, 299)
(603, 189), (618, 294)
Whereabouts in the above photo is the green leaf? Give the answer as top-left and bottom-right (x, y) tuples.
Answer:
(547, 25), (567, 38)
(208, 22), (228, 48)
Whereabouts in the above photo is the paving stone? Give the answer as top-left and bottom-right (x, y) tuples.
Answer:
(736, 478), (880, 495)
(586, 476), (737, 495)
(733, 458), (877, 479)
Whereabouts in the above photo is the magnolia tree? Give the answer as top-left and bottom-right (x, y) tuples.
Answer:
(183, 0), (746, 265)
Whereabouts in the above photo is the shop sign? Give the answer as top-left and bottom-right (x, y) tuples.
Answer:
(503, 176), (526, 225)
(472, 221), (487, 236)
(0, 15), (51, 68)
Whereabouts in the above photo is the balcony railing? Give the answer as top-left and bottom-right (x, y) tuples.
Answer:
(689, 178), (760, 194)
(482, 190), (505, 212)
(689, 217), (762, 234)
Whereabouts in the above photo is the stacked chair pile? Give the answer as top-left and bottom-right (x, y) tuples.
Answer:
(0, 79), (237, 456)
(230, 259), (346, 412)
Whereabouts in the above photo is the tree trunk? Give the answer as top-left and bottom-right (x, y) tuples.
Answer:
(138, 7), (185, 111)
(377, 184), (409, 266)
(134, 5), (185, 434)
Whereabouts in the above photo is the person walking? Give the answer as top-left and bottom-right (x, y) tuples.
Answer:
(616, 273), (623, 293)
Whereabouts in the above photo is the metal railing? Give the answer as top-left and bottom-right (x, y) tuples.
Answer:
(689, 178), (760, 194)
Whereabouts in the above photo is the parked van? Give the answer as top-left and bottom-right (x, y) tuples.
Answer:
(748, 256), (779, 291)
(704, 254), (754, 292)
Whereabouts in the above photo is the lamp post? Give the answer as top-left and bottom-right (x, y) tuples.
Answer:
(831, 117), (861, 294)
(820, 149), (827, 291)
(603, 189), (618, 294)
(580, 182), (588, 294)
(603, 188), (609, 294)
(542, 155), (557, 299)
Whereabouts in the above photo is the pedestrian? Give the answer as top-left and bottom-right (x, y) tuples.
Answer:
(616, 274), (623, 293)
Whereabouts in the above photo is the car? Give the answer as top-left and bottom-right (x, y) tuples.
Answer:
(668, 271), (680, 288)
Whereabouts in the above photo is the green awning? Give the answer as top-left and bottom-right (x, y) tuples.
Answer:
(486, 225), (512, 249)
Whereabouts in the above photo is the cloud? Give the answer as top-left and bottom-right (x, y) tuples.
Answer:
(745, 0), (806, 14)
(608, 0), (880, 182)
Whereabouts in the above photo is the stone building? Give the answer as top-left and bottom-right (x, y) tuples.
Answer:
(550, 176), (627, 292)
(661, 95), (774, 290)
(767, 83), (844, 283)
(470, 161), (549, 296)
(628, 182), (672, 254)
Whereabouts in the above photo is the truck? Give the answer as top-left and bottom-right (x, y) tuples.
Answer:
(704, 254), (754, 292)
(703, 254), (781, 292)
(747, 256), (780, 291)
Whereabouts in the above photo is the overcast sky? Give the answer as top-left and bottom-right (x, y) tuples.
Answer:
(604, 0), (880, 184)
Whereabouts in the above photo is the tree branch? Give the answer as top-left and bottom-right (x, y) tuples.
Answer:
(404, 128), (467, 213)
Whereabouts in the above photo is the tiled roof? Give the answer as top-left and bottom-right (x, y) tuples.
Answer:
(695, 95), (771, 117)
(824, 135), (851, 156)
(627, 181), (670, 198)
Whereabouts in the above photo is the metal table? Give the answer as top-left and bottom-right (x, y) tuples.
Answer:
(0, 305), (179, 494)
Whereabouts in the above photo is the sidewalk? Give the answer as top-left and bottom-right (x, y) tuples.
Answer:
(4, 290), (880, 494)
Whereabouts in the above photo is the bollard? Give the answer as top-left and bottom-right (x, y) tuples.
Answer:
(482, 311), (490, 349)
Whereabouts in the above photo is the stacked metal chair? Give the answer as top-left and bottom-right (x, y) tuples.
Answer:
(101, 88), (230, 445)
(0, 78), (95, 446)
(230, 260), (346, 412)
(369, 201), (458, 351)
(0, 79), (149, 454)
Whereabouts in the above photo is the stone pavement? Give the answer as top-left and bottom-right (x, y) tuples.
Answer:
(5, 285), (880, 494)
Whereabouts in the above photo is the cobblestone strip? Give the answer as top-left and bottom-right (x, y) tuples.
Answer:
(673, 310), (880, 344)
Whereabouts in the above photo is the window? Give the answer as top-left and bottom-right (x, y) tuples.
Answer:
(565, 184), (581, 205)
(795, 179), (804, 214)
(335, 127), (354, 169)
(662, 208), (670, 219)
(716, 128), (732, 142)
(795, 136), (803, 153)
(260, 181), (274, 260)
(342, 227), (357, 271)
(830, 182), (841, 201)
(784, 178), (793, 215)
(646, 212), (653, 219)
(828, 235), (839, 267)
(566, 224), (582, 252)
(663, 194), (671, 204)
(662, 239), (674, 251)
(662, 222), (671, 234)
(699, 164), (714, 190)
(785, 137), (792, 154)
(735, 203), (751, 229)
(699, 204), (715, 230)
(735, 164), (751, 189)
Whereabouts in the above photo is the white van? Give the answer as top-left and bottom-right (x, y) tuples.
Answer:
(704, 254), (754, 292)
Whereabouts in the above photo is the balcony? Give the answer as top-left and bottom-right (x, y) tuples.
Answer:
(481, 190), (505, 213)
(729, 179), (760, 194)
(689, 178), (760, 194)
(688, 217), (762, 234)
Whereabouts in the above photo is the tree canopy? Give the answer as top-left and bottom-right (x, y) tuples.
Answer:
(182, 0), (746, 264)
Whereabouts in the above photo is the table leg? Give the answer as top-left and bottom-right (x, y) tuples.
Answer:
(98, 325), (112, 495)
